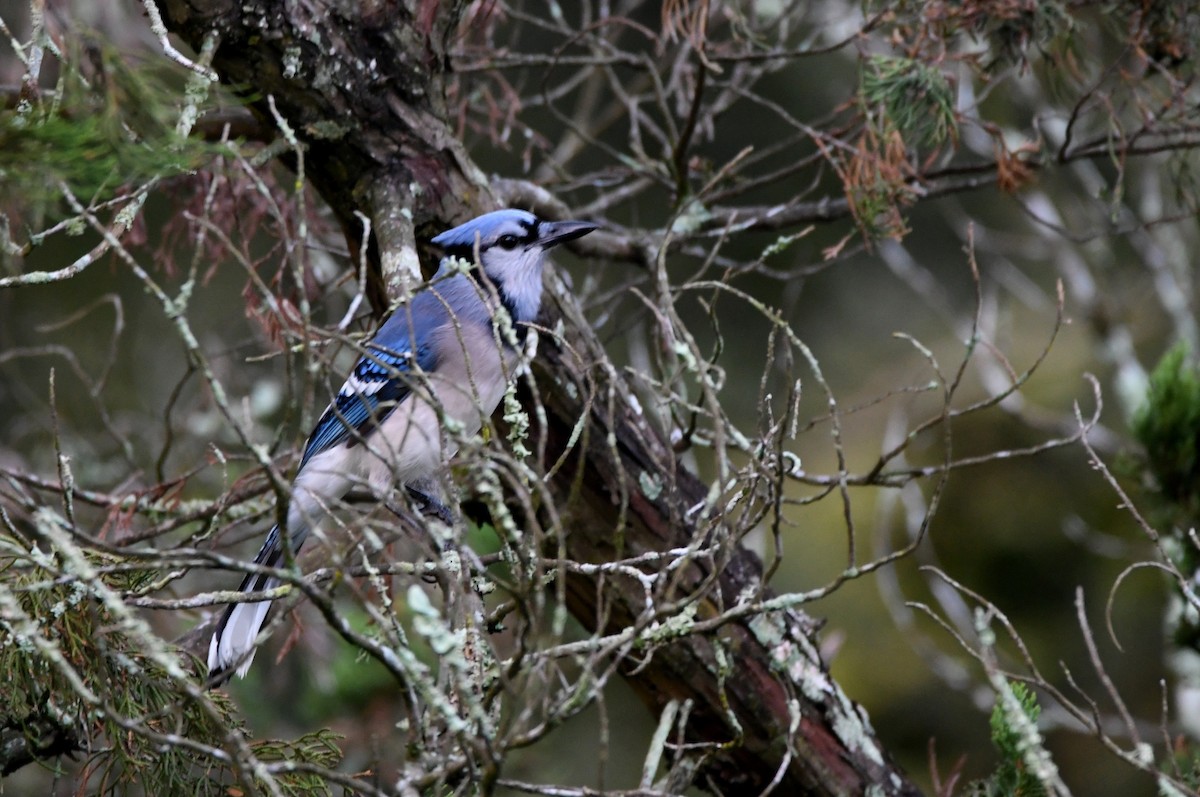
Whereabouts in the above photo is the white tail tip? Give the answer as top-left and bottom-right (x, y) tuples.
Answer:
(208, 591), (274, 679)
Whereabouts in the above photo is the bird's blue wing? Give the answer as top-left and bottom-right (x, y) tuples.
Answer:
(299, 336), (437, 468)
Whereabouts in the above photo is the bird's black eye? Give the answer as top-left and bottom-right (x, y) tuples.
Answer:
(496, 234), (521, 250)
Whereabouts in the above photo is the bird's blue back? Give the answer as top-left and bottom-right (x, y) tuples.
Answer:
(299, 275), (473, 467)
(299, 209), (545, 470)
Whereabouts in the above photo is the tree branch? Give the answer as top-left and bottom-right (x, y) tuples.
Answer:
(156, 2), (919, 793)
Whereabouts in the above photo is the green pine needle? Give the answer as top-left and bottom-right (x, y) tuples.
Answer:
(860, 55), (957, 149)
(1132, 342), (1200, 513)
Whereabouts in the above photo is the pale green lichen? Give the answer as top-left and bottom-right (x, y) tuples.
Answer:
(752, 613), (831, 703)
(559, 377), (578, 401)
(638, 602), (698, 645)
(670, 198), (712, 237)
(672, 339), (699, 372)
(470, 576), (496, 595)
(759, 231), (803, 261)
(407, 586), (466, 658)
(282, 45), (302, 78)
(638, 470), (663, 501)
(474, 466), (521, 544)
(443, 254), (474, 274)
(747, 611), (884, 765)
(503, 384), (531, 460)
(829, 696), (884, 767)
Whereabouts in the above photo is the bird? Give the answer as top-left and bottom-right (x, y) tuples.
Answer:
(207, 208), (598, 679)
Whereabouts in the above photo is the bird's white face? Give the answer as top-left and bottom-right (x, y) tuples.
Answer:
(475, 216), (548, 323)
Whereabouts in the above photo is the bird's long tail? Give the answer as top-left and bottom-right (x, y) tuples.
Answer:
(208, 525), (300, 679)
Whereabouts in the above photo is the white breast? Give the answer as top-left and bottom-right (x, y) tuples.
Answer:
(286, 317), (515, 533)
(361, 321), (512, 493)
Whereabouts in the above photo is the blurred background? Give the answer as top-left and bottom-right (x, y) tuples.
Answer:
(1, 1), (1196, 794)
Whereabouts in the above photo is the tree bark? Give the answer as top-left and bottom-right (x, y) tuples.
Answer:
(160, 2), (921, 794)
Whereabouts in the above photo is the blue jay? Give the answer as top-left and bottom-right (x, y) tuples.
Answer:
(208, 208), (597, 679)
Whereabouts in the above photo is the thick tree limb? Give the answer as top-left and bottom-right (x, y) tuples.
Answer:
(518, 313), (917, 794)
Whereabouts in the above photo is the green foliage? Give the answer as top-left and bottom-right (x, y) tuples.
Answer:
(250, 729), (345, 797)
(0, 39), (214, 210)
(1132, 343), (1200, 520)
(980, 0), (1071, 68)
(967, 681), (1047, 797)
(860, 55), (957, 149)
(1131, 343), (1200, 652)
(1164, 745), (1200, 792)
(1113, 0), (1200, 66)
(876, 0), (1073, 73)
(0, 529), (342, 795)
(843, 55), (957, 243)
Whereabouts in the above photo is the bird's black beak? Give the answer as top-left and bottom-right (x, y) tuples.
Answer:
(538, 219), (599, 248)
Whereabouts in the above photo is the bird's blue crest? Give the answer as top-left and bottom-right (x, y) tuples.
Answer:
(431, 209), (538, 252)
